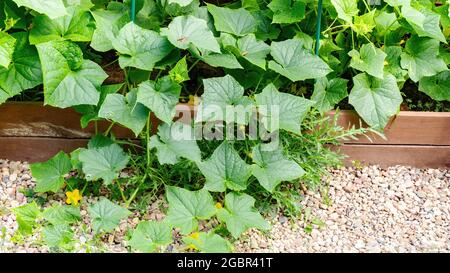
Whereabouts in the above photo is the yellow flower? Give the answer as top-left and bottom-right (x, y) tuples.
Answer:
(188, 95), (200, 106)
(186, 243), (199, 251)
(66, 189), (82, 206)
(384, 60), (389, 66)
(215, 202), (223, 209)
(400, 39), (405, 45)
(189, 232), (200, 240)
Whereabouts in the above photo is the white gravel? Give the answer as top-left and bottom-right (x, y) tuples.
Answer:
(1, 159), (449, 253)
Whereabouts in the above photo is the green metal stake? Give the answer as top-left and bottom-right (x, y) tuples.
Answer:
(130, 0), (136, 22)
(315, 0), (323, 56)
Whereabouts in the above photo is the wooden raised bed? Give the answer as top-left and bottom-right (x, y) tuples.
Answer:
(1, 102), (449, 168)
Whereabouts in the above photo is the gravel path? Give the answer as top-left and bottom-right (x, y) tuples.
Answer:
(1, 159), (449, 253)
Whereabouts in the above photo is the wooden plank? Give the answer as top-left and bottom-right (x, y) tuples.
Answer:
(0, 102), (134, 138)
(0, 137), (89, 163)
(329, 110), (450, 145)
(337, 144), (450, 168)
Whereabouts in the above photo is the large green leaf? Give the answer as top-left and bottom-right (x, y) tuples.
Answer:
(42, 205), (81, 225)
(255, 83), (314, 133)
(236, 34), (270, 69)
(217, 192), (269, 238)
(77, 83), (124, 129)
(136, 76), (181, 124)
(29, 6), (95, 44)
(129, 220), (173, 253)
(78, 143), (130, 185)
(168, 0), (194, 7)
(268, 39), (331, 81)
(169, 56), (189, 83)
(251, 144), (305, 192)
(384, 0), (410, 6)
(374, 11), (401, 35)
(197, 141), (252, 192)
(88, 198), (131, 234)
(42, 224), (74, 248)
(348, 43), (386, 79)
(12, 202), (41, 235)
(0, 32), (15, 68)
(161, 15), (220, 53)
(384, 46), (408, 83)
(98, 89), (149, 136)
(311, 77), (348, 112)
(418, 71), (450, 101)
(30, 151), (72, 193)
(182, 232), (233, 253)
(201, 51), (243, 69)
(112, 22), (173, 70)
(352, 9), (376, 35)
(330, 0), (358, 23)
(349, 73), (402, 131)
(400, 36), (448, 82)
(195, 75), (253, 124)
(150, 122), (201, 165)
(165, 186), (216, 234)
(268, 0), (305, 24)
(90, 4), (129, 52)
(401, 5), (446, 43)
(207, 4), (257, 36)
(36, 41), (107, 108)
(0, 32), (42, 104)
(12, 0), (67, 19)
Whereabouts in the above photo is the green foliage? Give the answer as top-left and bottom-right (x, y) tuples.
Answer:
(88, 198), (131, 234)
(217, 192), (269, 238)
(128, 220), (172, 253)
(165, 186), (216, 234)
(30, 151), (72, 193)
(4, 0), (449, 253)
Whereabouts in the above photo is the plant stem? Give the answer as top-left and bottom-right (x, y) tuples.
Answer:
(188, 59), (201, 73)
(146, 114), (152, 168)
(125, 173), (147, 208)
(104, 122), (115, 136)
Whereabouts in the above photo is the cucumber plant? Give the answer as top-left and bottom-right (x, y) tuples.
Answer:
(3, 0), (449, 252)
